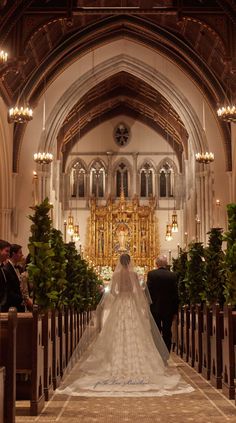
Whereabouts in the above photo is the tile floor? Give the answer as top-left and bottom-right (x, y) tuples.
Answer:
(16, 355), (236, 423)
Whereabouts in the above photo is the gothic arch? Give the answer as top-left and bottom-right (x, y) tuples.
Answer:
(38, 53), (209, 170)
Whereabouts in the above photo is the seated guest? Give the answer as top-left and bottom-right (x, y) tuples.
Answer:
(0, 239), (11, 311)
(20, 254), (33, 311)
(3, 243), (25, 312)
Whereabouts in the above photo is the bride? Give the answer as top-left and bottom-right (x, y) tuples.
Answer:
(57, 254), (194, 397)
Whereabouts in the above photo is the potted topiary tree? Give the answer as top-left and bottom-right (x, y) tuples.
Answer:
(223, 203), (236, 306)
(28, 198), (55, 309)
(204, 227), (225, 307)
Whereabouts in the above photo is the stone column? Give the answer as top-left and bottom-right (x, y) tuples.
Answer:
(0, 208), (12, 241)
(106, 151), (113, 197)
(132, 152), (138, 196)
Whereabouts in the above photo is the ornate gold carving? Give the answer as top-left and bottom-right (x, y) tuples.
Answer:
(85, 193), (159, 270)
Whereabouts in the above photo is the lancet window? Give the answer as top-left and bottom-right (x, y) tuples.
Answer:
(90, 160), (105, 197)
(159, 162), (174, 197)
(140, 162), (154, 197)
(71, 160), (86, 197)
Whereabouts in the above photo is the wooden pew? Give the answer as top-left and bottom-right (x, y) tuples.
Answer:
(202, 305), (212, 380)
(222, 305), (236, 399)
(70, 308), (76, 356)
(182, 305), (190, 362)
(194, 304), (203, 373)
(0, 308), (17, 423)
(16, 306), (45, 415)
(0, 367), (4, 423)
(42, 312), (53, 400)
(188, 305), (195, 367)
(58, 309), (66, 378)
(210, 304), (223, 389)
(177, 307), (184, 357)
(51, 310), (61, 389)
(64, 307), (71, 365)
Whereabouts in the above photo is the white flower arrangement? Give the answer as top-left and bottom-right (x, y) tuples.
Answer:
(100, 266), (113, 282)
(134, 266), (145, 285)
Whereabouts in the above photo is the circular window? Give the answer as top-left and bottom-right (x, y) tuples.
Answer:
(114, 122), (130, 147)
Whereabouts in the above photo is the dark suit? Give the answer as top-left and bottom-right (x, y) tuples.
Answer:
(147, 267), (178, 352)
(0, 265), (7, 310)
(2, 261), (25, 312)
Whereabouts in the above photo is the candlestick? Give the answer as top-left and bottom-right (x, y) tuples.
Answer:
(177, 243), (180, 256)
(63, 220), (67, 243)
(216, 199), (220, 227)
(33, 171), (39, 206)
(184, 232), (188, 249)
(195, 216), (201, 242)
(168, 250), (172, 266)
(49, 202), (53, 225)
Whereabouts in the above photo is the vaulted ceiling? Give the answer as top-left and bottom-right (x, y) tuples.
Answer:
(0, 0), (235, 171)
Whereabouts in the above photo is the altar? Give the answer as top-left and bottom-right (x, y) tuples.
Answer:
(85, 191), (160, 271)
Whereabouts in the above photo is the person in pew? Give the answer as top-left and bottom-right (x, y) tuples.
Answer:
(2, 243), (25, 312)
(0, 239), (11, 311)
(20, 254), (33, 311)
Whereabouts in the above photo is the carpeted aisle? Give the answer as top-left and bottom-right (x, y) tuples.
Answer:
(16, 355), (236, 423)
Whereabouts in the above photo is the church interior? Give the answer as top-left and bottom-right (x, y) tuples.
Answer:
(0, 0), (236, 422)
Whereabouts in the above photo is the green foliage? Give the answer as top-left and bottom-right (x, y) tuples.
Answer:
(63, 242), (102, 311)
(204, 228), (225, 306)
(185, 242), (206, 304)
(50, 228), (68, 309)
(28, 198), (55, 309)
(223, 204), (236, 305)
(172, 249), (189, 305)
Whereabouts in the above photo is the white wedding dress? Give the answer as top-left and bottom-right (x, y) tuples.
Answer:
(57, 262), (194, 397)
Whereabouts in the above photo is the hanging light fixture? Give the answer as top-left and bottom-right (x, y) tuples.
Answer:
(67, 212), (74, 235)
(33, 75), (53, 165)
(0, 49), (8, 63)
(171, 209), (178, 233)
(217, 76), (236, 123)
(8, 105), (33, 123)
(217, 105), (236, 123)
(33, 152), (53, 164)
(165, 224), (173, 241)
(195, 152), (214, 164)
(73, 224), (80, 242)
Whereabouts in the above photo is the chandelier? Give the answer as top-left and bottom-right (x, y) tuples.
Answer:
(34, 152), (53, 164)
(217, 105), (236, 123)
(8, 106), (33, 123)
(195, 152), (214, 164)
(171, 209), (178, 233)
(67, 213), (74, 236)
(0, 49), (8, 63)
(73, 224), (80, 242)
(165, 224), (173, 241)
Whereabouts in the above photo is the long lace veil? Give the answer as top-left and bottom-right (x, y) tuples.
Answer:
(60, 254), (170, 381)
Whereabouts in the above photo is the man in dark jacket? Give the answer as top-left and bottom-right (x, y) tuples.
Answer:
(147, 255), (178, 352)
(0, 239), (11, 311)
(3, 243), (25, 312)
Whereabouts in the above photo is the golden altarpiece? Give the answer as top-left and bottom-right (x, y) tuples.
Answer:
(85, 192), (160, 270)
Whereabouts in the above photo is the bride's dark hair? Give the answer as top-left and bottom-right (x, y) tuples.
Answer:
(120, 253), (131, 267)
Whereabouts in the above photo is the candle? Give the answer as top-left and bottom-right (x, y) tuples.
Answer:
(33, 171), (39, 205)
(177, 243), (180, 256)
(195, 217), (201, 242)
(184, 232), (188, 248)
(168, 249), (172, 265)
(63, 220), (67, 243)
(216, 199), (220, 227)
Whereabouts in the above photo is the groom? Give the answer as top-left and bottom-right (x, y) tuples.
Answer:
(147, 255), (178, 352)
